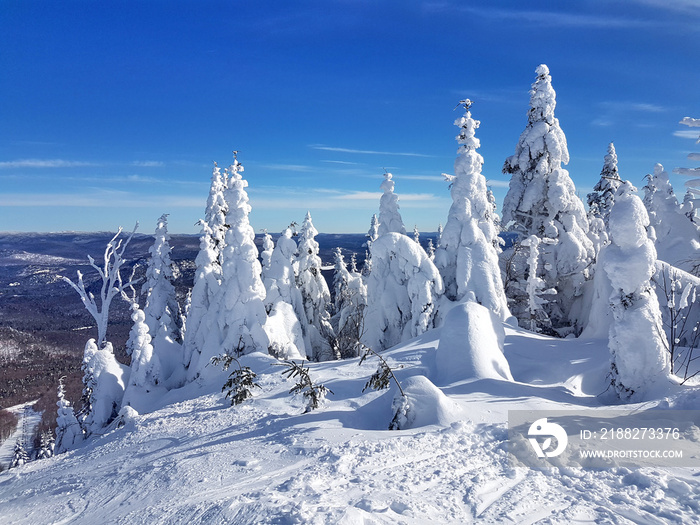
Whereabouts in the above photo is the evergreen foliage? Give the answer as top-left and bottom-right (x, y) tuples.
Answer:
(211, 353), (261, 405)
(279, 360), (333, 413)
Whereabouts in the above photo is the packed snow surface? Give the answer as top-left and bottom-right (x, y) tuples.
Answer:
(2, 322), (700, 524)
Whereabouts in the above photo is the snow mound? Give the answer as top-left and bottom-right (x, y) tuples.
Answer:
(435, 301), (513, 384)
(396, 375), (464, 429)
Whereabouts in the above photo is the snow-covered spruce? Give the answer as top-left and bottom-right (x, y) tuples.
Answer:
(191, 158), (270, 380)
(588, 142), (621, 225)
(501, 65), (593, 334)
(55, 377), (82, 454)
(296, 212), (335, 361)
(363, 233), (443, 352)
(331, 248), (367, 359)
(643, 163), (700, 274)
(141, 214), (184, 388)
(10, 441), (29, 469)
(36, 431), (54, 460)
(434, 99), (510, 322)
(377, 172), (407, 236)
(262, 228), (307, 360)
(205, 161), (229, 266)
(605, 181), (671, 400)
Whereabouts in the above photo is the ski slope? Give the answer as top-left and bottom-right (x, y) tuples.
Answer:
(1, 325), (699, 524)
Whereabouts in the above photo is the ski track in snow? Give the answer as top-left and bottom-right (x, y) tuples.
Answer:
(1, 327), (699, 524)
(0, 401), (41, 469)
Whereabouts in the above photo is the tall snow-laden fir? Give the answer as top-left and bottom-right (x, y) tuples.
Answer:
(643, 163), (700, 273)
(377, 172), (407, 236)
(10, 441), (29, 469)
(363, 232), (444, 351)
(182, 164), (230, 371)
(122, 301), (160, 411)
(433, 99), (510, 321)
(501, 64), (593, 334)
(262, 227), (307, 360)
(587, 142), (621, 224)
(296, 212), (335, 361)
(141, 214), (184, 387)
(604, 181), (671, 400)
(192, 157), (270, 379)
(331, 247), (367, 358)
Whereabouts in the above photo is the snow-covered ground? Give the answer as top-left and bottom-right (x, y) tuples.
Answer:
(0, 401), (41, 469)
(1, 326), (699, 524)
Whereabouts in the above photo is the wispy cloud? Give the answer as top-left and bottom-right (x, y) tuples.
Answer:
(674, 130), (700, 140)
(599, 102), (667, 113)
(592, 101), (669, 127)
(0, 159), (99, 168)
(310, 145), (433, 158)
(628, 0), (700, 16)
(320, 160), (362, 165)
(424, 3), (651, 28)
(333, 191), (438, 202)
(399, 175), (446, 182)
(131, 160), (164, 167)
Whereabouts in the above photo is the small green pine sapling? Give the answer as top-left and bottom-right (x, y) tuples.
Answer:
(279, 360), (333, 413)
(359, 345), (410, 430)
(211, 354), (260, 405)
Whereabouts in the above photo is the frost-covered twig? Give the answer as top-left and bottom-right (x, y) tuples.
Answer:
(278, 360), (333, 412)
(359, 345), (405, 397)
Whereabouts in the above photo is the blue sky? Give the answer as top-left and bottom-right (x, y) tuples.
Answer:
(1, 0), (698, 234)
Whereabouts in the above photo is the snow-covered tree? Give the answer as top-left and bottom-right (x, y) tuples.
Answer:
(331, 248), (367, 358)
(260, 230), (274, 280)
(61, 225), (139, 349)
(433, 99), (510, 321)
(377, 172), (406, 236)
(191, 158), (270, 380)
(367, 214), (379, 246)
(674, 117), (700, 221)
(296, 212), (335, 361)
(263, 228), (307, 360)
(10, 441), (29, 469)
(79, 339), (129, 436)
(426, 238), (435, 260)
(643, 163), (700, 273)
(363, 233), (444, 351)
(501, 65), (593, 333)
(36, 431), (54, 460)
(522, 235), (554, 333)
(55, 377), (82, 454)
(412, 226), (420, 245)
(587, 142), (621, 224)
(604, 181), (671, 400)
(121, 301), (160, 410)
(141, 214), (184, 387)
(205, 161), (229, 266)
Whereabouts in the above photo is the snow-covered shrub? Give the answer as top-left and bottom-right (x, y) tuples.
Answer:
(501, 65), (593, 334)
(363, 233), (443, 351)
(121, 304), (161, 411)
(434, 99), (510, 322)
(377, 172), (407, 236)
(80, 339), (129, 435)
(55, 377), (82, 453)
(435, 301), (513, 384)
(605, 182), (671, 400)
(279, 360), (332, 412)
(296, 212), (335, 361)
(390, 375), (464, 430)
(211, 354), (261, 405)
